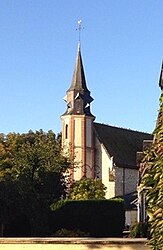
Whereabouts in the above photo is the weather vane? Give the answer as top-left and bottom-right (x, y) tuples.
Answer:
(76, 20), (84, 43)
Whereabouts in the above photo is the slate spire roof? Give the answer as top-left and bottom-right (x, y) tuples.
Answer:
(68, 43), (90, 93)
(63, 43), (94, 117)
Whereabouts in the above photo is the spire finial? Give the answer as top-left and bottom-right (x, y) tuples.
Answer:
(76, 20), (84, 45)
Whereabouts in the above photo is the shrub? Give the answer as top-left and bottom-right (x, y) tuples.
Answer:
(69, 177), (107, 200)
(140, 90), (163, 249)
(130, 222), (149, 238)
(51, 198), (125, 237)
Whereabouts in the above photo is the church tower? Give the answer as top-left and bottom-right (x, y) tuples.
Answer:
(61, 43), (95, 181)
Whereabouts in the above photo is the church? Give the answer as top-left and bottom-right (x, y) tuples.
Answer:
(61, 43), (153, 226)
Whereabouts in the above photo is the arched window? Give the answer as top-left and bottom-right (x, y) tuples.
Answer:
(65, 124), (68, 139)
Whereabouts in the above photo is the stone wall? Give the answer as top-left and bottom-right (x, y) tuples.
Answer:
(126, 210), (137, 227)
(115, 167), (138, 196)
(0, 238), (151, 250)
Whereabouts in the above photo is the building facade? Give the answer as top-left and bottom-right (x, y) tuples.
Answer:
(61, 44), (153, 204)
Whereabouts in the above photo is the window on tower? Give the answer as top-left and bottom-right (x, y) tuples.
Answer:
(65, 124), (68, 139)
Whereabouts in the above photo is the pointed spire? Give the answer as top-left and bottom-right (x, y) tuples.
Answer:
(63, 43), (94, 117)
(67, 43), (90, 93)
(159, 61), (163, 90)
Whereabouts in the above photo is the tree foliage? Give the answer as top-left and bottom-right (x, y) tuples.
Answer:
(140, 92), (163, 249)
(0, 130), (71, 236)
(69, 177), (107, 200)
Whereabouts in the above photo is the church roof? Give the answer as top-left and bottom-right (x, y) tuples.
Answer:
(122, 192), (137, 210)
(115, 192), (137, 210)
(94, 122), (153, 169)
(67, 43), (90, 93)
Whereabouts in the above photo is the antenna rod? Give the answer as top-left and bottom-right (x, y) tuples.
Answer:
(76, 20), (83, 44)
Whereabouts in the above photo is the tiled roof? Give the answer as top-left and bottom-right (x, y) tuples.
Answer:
(94, 122), (153, 169)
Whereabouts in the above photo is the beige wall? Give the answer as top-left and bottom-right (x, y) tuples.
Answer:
(86, 118), (92, 148)
(86, 150), (94, 178)
(95, 137), (115, 199)
(95, 135), (138, 199)
(0, 238), (151, 250)
(74, 118), (82, 146)
(85, 117), (94, 178)
(62, 117), (138, 198)
(73, 147), (82, 180)
(62, 115), (95, 181)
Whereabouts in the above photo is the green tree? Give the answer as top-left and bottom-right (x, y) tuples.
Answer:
(140, 92), (163, 249)
(69, 177), (107, 200)
(0, 130), (71, 236)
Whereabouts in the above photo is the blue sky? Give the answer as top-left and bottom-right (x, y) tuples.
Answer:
(0, 0), (162, 135)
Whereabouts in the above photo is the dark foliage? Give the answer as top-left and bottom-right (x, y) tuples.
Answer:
(140, 91), (163, 249)
(130, 222), (149, 238)
(51, 199), (125, 237)
(0, 130), (71, 237)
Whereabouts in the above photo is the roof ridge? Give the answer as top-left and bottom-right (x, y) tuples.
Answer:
(94, 122), (152, 135)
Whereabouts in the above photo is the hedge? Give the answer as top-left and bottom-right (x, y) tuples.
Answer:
(51, 198), (125, 237)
